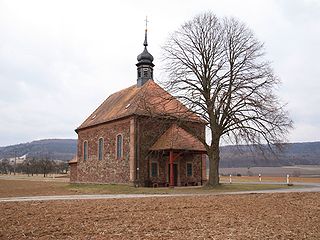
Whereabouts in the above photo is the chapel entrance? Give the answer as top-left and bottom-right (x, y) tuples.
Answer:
(168, 163), (178, 186)
(149, 123), (207, 187)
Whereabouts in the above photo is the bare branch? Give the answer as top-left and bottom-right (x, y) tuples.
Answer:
(161, 12), (293, 186)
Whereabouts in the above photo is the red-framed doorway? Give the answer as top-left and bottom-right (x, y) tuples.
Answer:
(168, 163), (178, 186)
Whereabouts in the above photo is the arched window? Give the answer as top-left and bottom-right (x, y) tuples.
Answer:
(83, 141), (88, 161)
(98, 138), (104, 160)
(116, 134), (123, 159)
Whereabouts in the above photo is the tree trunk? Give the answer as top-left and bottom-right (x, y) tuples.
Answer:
(207, 138), (220, 186)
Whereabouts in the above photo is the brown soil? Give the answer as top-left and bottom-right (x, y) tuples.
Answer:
(0, 180), (71, 197)
(1, 192), (319, 239)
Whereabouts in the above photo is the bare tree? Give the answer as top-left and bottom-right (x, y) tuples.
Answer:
(0, 159), (11, 174)
(162, 12), (293, 186)
(54, 161), (69, 174)
(37, 153), (54, 177)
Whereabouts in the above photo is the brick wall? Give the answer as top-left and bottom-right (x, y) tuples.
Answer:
(69, 163), (77, 183)
(76, 118), (131, 184)
(179, 153), (203, 185)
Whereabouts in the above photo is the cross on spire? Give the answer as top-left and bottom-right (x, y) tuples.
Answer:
(145, 16), (149, 30)
(143, 16), (149, 47)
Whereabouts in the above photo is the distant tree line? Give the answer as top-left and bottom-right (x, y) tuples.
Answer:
(0, 156), (69, 177)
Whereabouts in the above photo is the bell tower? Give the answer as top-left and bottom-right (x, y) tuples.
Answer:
(136, 17), (154, 87)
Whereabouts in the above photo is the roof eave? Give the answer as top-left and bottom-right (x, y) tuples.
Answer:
(75, 114), (136, 133)
(150, 148), (206, 154)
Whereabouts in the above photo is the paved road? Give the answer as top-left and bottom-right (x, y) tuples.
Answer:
(1, 184), (320, 202)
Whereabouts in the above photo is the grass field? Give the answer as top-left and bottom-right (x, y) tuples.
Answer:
(0, 179), (295, 197)
(220, 165), (320, 177)
(1, 173), (318, 198)
(219, 175), (320, 183)
(1, 192), (319, 239)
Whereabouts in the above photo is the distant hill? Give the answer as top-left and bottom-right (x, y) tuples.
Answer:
(220, 142), (320, 167)
(0, 139), (77, 161)
(1, 139), (319, 166)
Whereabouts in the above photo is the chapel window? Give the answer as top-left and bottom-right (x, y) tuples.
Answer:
(116, 134), (123, 159)
(83, 141), (88, 161)
(151, 162), (158, 177)
(186, 162), (193, 177)
(98, 138), (104, 160)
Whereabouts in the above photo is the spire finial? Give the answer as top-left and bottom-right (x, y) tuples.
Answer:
(136, 16), (154, 87)
(145, 16), (148, 31)
(144, 16), (148, 47)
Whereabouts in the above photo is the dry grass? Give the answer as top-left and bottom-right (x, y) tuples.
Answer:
(1, 192), (319, 239)
(220, 175), (320, 183)
(0, 179), (294, 198)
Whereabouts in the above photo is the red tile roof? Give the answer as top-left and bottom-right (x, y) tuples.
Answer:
(150, 124), (206, 152)
(76, 80), (202, 131)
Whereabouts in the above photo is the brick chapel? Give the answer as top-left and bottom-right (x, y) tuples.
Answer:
(69, 26), (207, 187)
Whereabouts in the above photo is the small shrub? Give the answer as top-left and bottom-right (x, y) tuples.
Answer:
(292, 170), (301, 177)
(247, 171), (253, 176)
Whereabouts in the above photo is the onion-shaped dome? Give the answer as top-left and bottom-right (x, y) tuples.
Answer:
(136, 29), (154, 65)
(137, 47), (154, 63)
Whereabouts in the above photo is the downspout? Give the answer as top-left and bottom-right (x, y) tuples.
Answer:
(169, 150), (174, 187)
(200, 154), (203, 186)
(135, 116), (140, 186)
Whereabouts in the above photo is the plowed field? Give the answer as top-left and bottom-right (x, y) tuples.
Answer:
(1, 192), (319, 239)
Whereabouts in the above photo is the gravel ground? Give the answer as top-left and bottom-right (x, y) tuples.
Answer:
(1, 192), (319, 239)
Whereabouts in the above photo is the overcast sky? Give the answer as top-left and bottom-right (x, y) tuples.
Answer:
(0, 0), (319, 146)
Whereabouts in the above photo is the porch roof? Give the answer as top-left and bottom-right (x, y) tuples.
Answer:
(150, 124), (206, 153)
